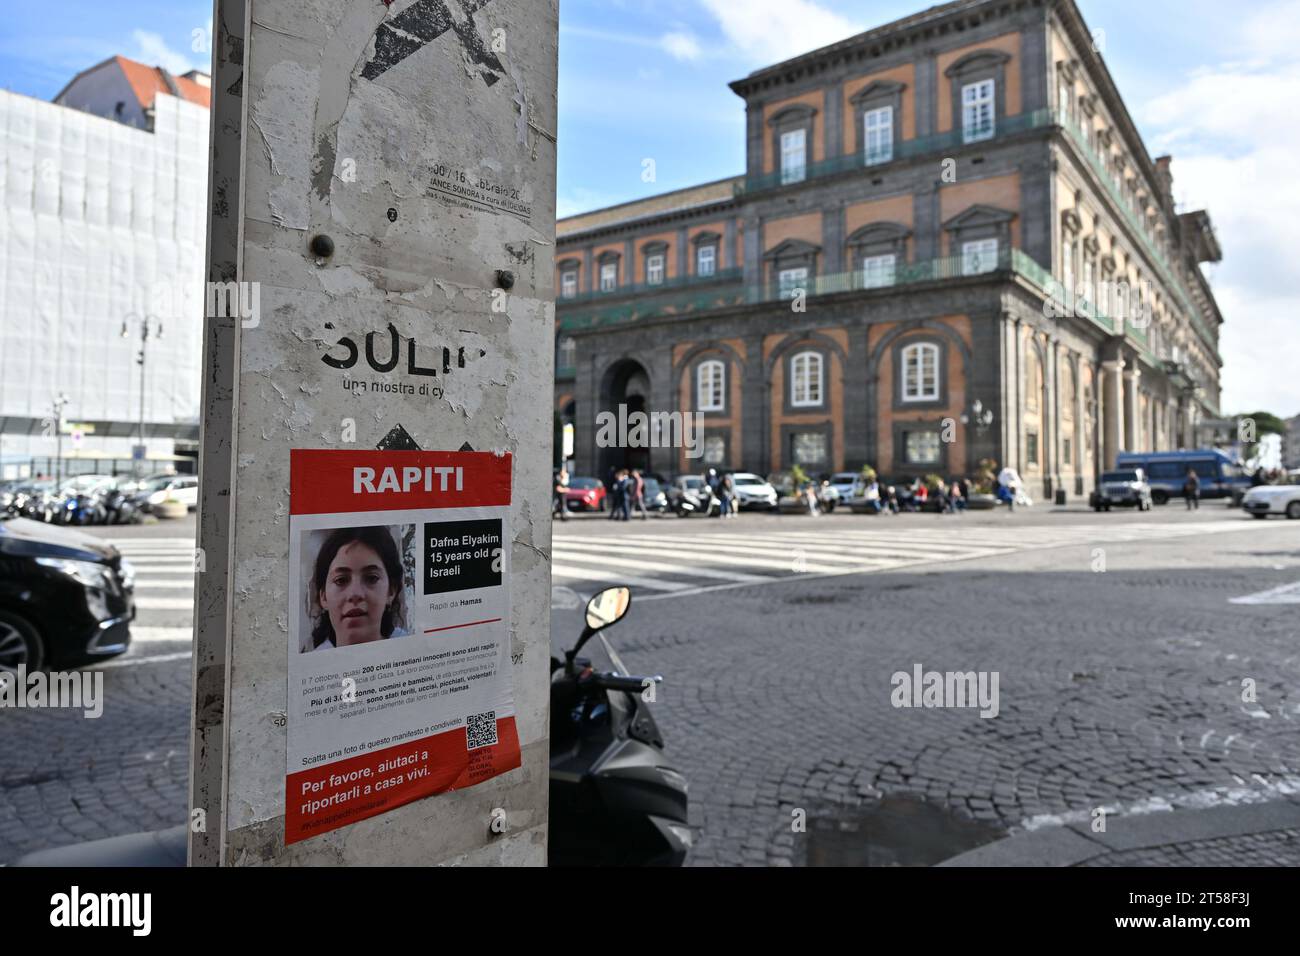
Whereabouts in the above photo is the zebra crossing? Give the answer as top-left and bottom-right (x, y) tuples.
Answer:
(108, 516), (1292, 637)
(551, 517), (1292, 601)
(113, 537), (198, 645)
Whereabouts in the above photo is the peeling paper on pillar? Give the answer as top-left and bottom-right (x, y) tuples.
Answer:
(284, 449), (519, 844)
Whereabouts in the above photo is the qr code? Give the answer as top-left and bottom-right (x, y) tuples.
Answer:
(466, 711), (498, 750)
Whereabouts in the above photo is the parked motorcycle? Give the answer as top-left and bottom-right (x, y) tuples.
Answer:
(12, 586), (691, 867)
(550, 586), (690, 866)
(675, 482), (720, 518)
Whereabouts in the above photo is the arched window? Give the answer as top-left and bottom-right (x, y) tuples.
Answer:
(697, 359), (725, 412)
(900, 343), (939, 402)
(791, 351), (823, 407)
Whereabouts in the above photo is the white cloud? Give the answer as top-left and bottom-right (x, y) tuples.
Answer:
(699, 0), (857, 64)
(660, 31), (703, 62)
(130, 29), (195, 75)
(1138, 4), (1300, 415)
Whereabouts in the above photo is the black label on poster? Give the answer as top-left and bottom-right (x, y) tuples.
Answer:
(424, 519), (502, 594)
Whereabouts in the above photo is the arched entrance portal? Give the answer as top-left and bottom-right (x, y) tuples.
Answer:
(598, 358), (653, 480)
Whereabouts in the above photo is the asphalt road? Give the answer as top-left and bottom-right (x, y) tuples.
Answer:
(3, 504), (1298, 865)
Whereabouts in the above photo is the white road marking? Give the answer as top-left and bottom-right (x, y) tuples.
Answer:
(1229, 581), (1300, 605)
(129, 626), (193, 643)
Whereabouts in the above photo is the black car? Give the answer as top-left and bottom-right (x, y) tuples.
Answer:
(0, 514), (135, 670)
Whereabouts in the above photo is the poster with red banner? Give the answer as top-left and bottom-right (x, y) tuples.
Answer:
(284, 449), (519, 844)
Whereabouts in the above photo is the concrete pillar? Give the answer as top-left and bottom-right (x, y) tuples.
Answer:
(1101, 358), (1124, 469)
(192, 0), (557, 866)
(1123, 365), (1140, 454)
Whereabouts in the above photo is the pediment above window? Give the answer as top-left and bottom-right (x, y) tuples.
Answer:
(846, 221), (912, 246)
(556, 257), (581, 270)
(767, 103), (817, 127)
(691, 230), (722, 246)
(597, 250), (621, 264)
(641, 240), (669, 256)
(763, 238), (822, 260)
(942, 204), (1016, 232)
(849, 79), (906, 106)
(945, 49), (1012, 77)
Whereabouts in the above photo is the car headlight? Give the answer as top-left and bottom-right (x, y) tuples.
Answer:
(35, 557), (115, 590)
(118, 558), (136, 591)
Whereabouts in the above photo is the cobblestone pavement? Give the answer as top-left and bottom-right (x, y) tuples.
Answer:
(1078, 829), (1300, 867)
(3, 508), (1298, 865)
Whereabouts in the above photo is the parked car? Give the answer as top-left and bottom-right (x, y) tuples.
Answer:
(1242, 484), (1300, 520)
(827, 472), (860, 503)
(641, 477), (669, 512)
(562, 477), (606, 512)
(0, 512), (135, 669)
(144, 474), (199, 513)
(727, 472), (778, 511)
(1090, 468), (1153, 511)
(1116, 450), (1249, 506)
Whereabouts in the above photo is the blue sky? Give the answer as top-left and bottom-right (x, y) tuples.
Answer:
(1, 0), (1295, 415)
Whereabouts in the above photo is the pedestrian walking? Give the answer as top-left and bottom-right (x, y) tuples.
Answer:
(1183, 467), (1201, 510)
(630, 468), (648, 520)
(553, 467), (569, 522)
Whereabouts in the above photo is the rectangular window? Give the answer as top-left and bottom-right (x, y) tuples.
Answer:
(962, 238), (999, 275)
(962, 79), (995, 143)
(646, 254), (664, 285)
(780, 129), (806, 184)
(778, 267), (808, 299)
(862, 253), (896, 289)
(698, 362), (724, 412)
(792, 432), (827, 466)
(1063, 437), (1072, 466)
(697, 244), (716, 277)
(902, 344), (939, 402)
(1057, 79), (1071, 125)
(863, 106), (893, 165)
(599, 262), (617, 292)
(791, 354), (822, 407)
(1027, 432), (1039, 466)
(560, 271), (577, 299)
(904, 431), (940, 465)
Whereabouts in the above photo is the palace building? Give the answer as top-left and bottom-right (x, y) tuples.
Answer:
(552, 0), (1224, 500)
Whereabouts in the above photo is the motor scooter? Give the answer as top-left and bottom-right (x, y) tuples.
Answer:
(549, 586), (691, 866)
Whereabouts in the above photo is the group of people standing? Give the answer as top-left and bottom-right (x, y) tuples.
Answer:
(605, 467), (649, 521)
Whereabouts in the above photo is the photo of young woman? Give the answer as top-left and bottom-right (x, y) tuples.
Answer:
(304, 525), (412, 652)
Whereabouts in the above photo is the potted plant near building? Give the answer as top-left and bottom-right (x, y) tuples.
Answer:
(967, 458), (999, 510)
(154, 491), (188, 520)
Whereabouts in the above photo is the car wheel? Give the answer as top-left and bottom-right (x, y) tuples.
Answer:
(1151, 490), (1169, 506)
(0, 611), (44, 673)
(1286, 502), (1300, 520)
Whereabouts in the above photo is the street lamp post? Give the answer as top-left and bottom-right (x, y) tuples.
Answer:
(52, 392), (70, 484)
(122, 314), (163, 477)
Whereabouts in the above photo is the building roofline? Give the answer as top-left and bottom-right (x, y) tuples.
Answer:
(557, 174), (742, 225)
(728, 0), (992, 97)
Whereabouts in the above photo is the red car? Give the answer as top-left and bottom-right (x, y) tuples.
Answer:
(562, 477), (607, 512)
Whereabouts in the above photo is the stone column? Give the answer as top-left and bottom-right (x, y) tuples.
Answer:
(1048, 336), (1061, 501)
(1123, 364), (1140, 454)
(1101, 357), (1124, 470)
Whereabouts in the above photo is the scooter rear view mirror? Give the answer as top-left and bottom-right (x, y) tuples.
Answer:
(584, 586), (631, 632)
